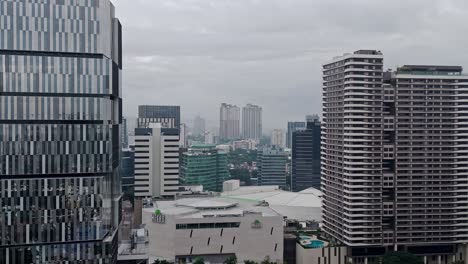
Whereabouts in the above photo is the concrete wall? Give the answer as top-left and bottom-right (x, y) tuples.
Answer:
(296, 244), (348, 264)
(144, 211), (283, 263)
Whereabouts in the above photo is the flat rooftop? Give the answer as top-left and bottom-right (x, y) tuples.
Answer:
(144, 197), (280, 219)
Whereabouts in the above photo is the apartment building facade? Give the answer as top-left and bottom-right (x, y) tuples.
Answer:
(322, 50), (468, 263)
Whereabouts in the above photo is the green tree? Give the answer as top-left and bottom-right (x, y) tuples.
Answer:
(244, 261), (258, 264)
(193, 257), (205, 264)
(382, 252), (424, 264)
(260, 256), (277, 264)
(153, 260), (170, 264)
(450, 261), (465, 264)
(224, 256), (237, 264)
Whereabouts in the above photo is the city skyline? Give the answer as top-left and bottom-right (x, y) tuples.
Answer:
(112, 0), (468, 131)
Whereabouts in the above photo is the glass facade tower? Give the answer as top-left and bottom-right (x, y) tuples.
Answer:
(0, 0), (122, 263)
(180, 144), (229, 192)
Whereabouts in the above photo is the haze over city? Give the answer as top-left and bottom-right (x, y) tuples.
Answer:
(113, 0), (468, 130)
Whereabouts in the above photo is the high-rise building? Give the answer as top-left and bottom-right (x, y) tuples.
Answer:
(180, 144), (230, 192)
(271, 129), (286, 148)
(121, 147), (135, 199)
(179, 123), (188, 148)
(134, 124), (180, 198)
(138, 105), (181, 129)
(322, 50), (468, 261)
(258, 146), (288, 188)
(193, 115), (206, 136)
(242, 104), (263, 140)
(220, 103), (240, 140)
(0, 0), (122, 262)
(122, 117), (129, 149)
(291, 115), (321, 192)
(286, 122), (306, 148)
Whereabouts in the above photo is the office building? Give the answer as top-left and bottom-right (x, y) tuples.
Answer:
(258, 146), (288, 188)
(0, 0), (122, 262)
(121, 147), (136, 200)
(180, 144), (230, 192)
(143, 196), (284, 264)
(322, 50), (468, 262)
(134, 124), (180, 198)
(122, 117), (129, 149)
(287, 121), (306, 148)
(193, 115), (206, 136)
(138, 105), (180, 129)
(271, 129), (286, 148)
(242, 104), (263, 140)
(291, 115), (321, 192)
(232, 139), (258, 151)
(220, 103), (240, 140)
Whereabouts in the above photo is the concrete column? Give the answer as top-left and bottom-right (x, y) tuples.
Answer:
(437, 255), (441, 264)
(423, 256), (427, 264)
(364, 257), (368, 264)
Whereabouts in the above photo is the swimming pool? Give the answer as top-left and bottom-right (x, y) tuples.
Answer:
(299, 235), (326, 248)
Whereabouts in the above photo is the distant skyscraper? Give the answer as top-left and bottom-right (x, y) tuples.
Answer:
(258, 146), (288, 188)
(205, 131), (216, 145)
(271, 129), (286, 148)
(138, 105), (181, 128)
(291, 115), (321, 192)
(122, 117), (129, 149)
(286, 121), (306, 148)
(0, 0), (122, 262)
(220, 103), (241, 140)
(322, 50), (468, 261)
(134, 124), (180, 198)
(180, 144), (230, 192)
(242, 104), (263, 140)
(180, 123), (188, 148)
(193, 115), (206, 136)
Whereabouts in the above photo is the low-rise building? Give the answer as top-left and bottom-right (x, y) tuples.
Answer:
(143, 197), (284, 263)
(232, 139), (258, 150)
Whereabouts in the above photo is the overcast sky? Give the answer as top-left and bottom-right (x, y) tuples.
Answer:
(112, 0), (468, 132)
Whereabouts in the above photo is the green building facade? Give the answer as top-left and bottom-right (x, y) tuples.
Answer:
(180, 144), (230, 192)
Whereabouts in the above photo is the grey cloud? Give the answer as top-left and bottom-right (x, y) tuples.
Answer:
(113, 0), (468, 131)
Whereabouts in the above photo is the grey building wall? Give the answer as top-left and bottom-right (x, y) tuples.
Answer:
(0, 0), (122, 263)
(258, 146), (288, 188)
(291, 118), (321, 192)
(138, 105), (181, 129)
(287, 121), (306, 148)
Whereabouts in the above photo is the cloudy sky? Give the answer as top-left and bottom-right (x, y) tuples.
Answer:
(112, 0), (468, 132)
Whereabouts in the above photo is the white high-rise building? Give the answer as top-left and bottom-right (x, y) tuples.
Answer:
(179, 123), (188, 148)
(242, 104), (262, 140)
(134, 123), (180, 198)
(322, 50), (468, 262)
(220, 103), (241, 140)
(271, 129), (286, 148)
